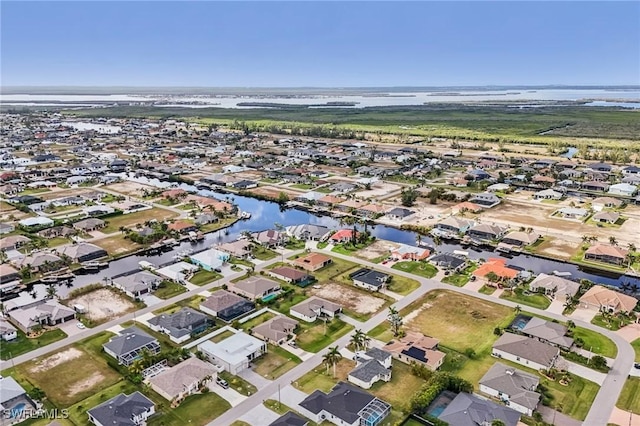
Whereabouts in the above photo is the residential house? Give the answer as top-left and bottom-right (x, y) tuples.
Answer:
(189, 248), (230, 271)
(466, 223), (507, 241)
(337, 199), (367, 213)
(469, 192), (501, 208)
(555, 207), (588, 220)
(269, 267), (313, 286)
(433, 216), (474, 236)
(473, 258), (519, 282)
(584, 244), (628, 266)
(0, 235), (30, 251)
(73, 218), (105, 232)
(103, 326), (161, 366)
(293, 252), (333, 272)
(19, 217), (54, 228)
(285, 224), (332, 241)
(592, 196), (623, 211)
(111, 271), (162, 298)
(168, 220), (198, 234)
(501, 231), (541, 247)
(592, 211), (620, 224)
(518, 316), (574, 349)
(0, 317), (18, 340)
(588, 162), (612, 173)
(298, 382), (391, 426)
(492, 333), (559, 371)
(289, 297), (342, 323)
(269, 412), (309, 426)
(147, 307), (211, 344)
(439, 393), (520, 426)
(479, 363), (541, 416)
(533, 189), (563, 200)
(251, 229), (286, 247)
(451, 201), (483, 215)
(7, 300), (76, 333)
(197, 331), (266, 374)
(217, 240), (253, 259)
(317, 195), (346, 208)
(59, 242), (107, 263)
(0, 223), (15, 235)
(148, 357), (217, 402)
(385, 207), (415, 221)
(429, 253), (467, 272)
(609, 183), (638, 197)
(528, 273), (580, 302)
(0, 264), (20, 284)
(579, 285), (638, 313)
(252, 315), (298, 345)
(349, 268), (390, 292)
(389, 244), (430, 261)
(385, 331), (446, 370)
(348, 348), (392, 389)
(194, 213), (218, 226)
(231, 276), (281, 301)
(199, 290), (255, 322)
(356, 204), (388, 218)
(581, 181), (610, 192)
(623, 166), (640, 175)
(329, 229), (360, 244)
(87, 392), (155, 426)
(0, 376), (36, 422)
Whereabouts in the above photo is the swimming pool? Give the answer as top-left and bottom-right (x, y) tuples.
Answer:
(427, 405), (446, 417)
(261, 293), (278, 302)
(509, 314), (533, 331)
(10, 403), (26, 419)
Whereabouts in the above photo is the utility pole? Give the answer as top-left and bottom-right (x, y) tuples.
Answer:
(278, 383), (281, 409)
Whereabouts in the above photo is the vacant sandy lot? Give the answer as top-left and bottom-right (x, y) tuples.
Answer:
(68, 288), (136, 321)
(69, 371), (105, 396)
(353, 182), (401, 199)
(311, 283), (385, 315)
(29, 347), (84, 373)
(248, 186), (299, 199)
(535, 237), (579, 259)
(356, 240), (399, 260)
(105, 181), (157, 196)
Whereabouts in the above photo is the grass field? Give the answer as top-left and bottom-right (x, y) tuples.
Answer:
(403, 290), (515, 354)
(441, 264), (477, 287)
(367, 322), (394, 343)
(210, 329), (235, 343)
(0, 329), (67, 360)
(94, 234), (141, 256)
(478, 285), (496, 295)
(391, 261), (437, 279)
(9, 332), (120, 407)
(617, 377), (640, 414)
(572, 326), (617, 358)
(294, 358), (356, 394)
(500, 287), (551, 310)
(102, 208), (178, 233)
(632, 339), (640, 362)
(153, 280), (187, 299)
(591, 314), (625, 331)
(219, 371), (258, 396)
(253, 344), (302, 379)
(251, 245), (278, 260)
(313, 256), (359, 282)
(147, 392), (231, 426)
(368, 360), (427, 412)
(296, 318), (353, 353)
(385, 273), (421, 295)
(239, 312), (276, 331)
(66, 105), (640, 145)
(189, 269), (223, 286)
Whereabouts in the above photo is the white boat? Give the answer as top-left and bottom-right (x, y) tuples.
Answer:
(238, 211), (251, 219)
(553, 270), (572, 277)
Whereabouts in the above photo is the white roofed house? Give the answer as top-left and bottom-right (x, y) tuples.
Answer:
(533, 188), (563, 200)
(0, 317), (18, 341)
(469, 192), (501, 208)
(608, 183), (637, 197)
(111, 271), (162, 298)
(197, 331), (266, 374)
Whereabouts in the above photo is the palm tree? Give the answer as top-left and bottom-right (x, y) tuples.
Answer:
(128, 359), (145, 375)
(628, 243), (637, 253)
(566, 320), (576, 330)
(45, 284), (58, 299)
(581, 235), (590, 244)
(514, 305), (522, 314)
(323, 346), (342, 377)
(388, 307), (403, 337)
(609, 236), (618, 246)
(415, 233), (422, 247)
(350, 329), (370, 352)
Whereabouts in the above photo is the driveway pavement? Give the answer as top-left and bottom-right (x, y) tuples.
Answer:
(236, 403), (280, 426)
(140, 294), (163, 307)
(616, 323), (640, 343)
(269, 385), (308, 409)
(546, 299), (565, 315)
(609, 406), (640, 426)
(537, 405), (583, 426)
(569, 307), (598, 323)
(239, 368), (272, 390)
(208, 385), (247, 407)
(57, 319), (86, 337)
(463, 279), (484, 291)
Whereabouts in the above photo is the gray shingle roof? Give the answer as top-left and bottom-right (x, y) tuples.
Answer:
(103, 327), (158, 357)
(87, 392), (154, 426)
(439, 392), (521, 426)
(479, 362), (540, 411)
(148, 307), (210, 338)
(299, 382), (383, 424)
(493, 333), (559, 368)
(349, 359), (390, 382)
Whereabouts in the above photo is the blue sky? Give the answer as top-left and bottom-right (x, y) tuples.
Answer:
(2, 1), (639, 87)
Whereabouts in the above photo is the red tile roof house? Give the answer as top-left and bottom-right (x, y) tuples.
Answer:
(161, 188), (187, 200)
(268, 266), (313, 285)
(584, 244), (629, 266)
(473, 258), (519, 285)
(293, 252), (333, 272)
(168, 221), (198, 234)
(329, 229), (360, 244)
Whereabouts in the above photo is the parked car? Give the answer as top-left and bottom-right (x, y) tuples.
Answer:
(214, 268), (222, 273)
(288, 340), (298, 348)
(216, 378), (229, 389)
(77, 322), (86, 329)
(634, 363), (640, 369)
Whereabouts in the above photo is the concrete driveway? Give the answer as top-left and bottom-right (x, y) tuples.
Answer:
(58, 319), (86, 337)
(209, 385), (247, 407)
(269, 385), (308, 408)
(569, 307), (598, 323)
(546, 299), (565, 315)
(236, 403), (279, 426)
(239, 368), (272, 390)
(616, 323), (640, 343)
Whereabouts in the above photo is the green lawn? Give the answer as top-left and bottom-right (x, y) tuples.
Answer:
(252, 245), (278, 260)
(285, 238), (306, 250)
(210, 330), (235, 343)
(590, 314), (628, 331)
(386, 274), (421, 295)
(147, 391), (231, 426)
(294, 358), (356, 393)
(367, 322), (394, 343)
(230, 422), (252, 426)
(391, 261), (437, 279)
(189, 269), (222, 286)
(219, 371), (258, 396)
(154, 280), (187, 299)
(239, 312), (275, 331)
(0, 328), (67, 360)
(19, 188), (51, 195)
(500, 287), (551, 310)
(296, 318), (353, 353)
(312, 256), (359, 282)
(572, 326), (617, 358)
(617, 377), (640, 413)
(253, 344), (302, 379)
(478, 285), (496, 295)
(368, 360), (427, 412)
(441, 265), (477, 286)
(291, 183), (314, 190)
(102, 208), (178, 233)
(632, 339), (640, 362)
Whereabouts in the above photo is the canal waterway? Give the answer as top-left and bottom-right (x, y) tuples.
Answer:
(43, 175), (640, 297)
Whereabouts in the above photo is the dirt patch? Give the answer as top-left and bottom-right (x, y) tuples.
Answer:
(311, 283), (385, 315)
(68, 371), (105, 396)
(356, 240), (399, 260)
(536, 237), (579, 259)
(29, 348), (84, 373)
(105, 181), (157, 196)
(404, 302), (432, 324)
(247, 186), (299, 199)
(67, 288), (136, 321)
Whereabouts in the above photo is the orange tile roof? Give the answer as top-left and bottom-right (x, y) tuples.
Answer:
(472, 258), (519, 279)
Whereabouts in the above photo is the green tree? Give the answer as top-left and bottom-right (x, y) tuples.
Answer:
(388, 306), (403, 337)
(400, 188), (419, 207)
(323, 346), (342, 377)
